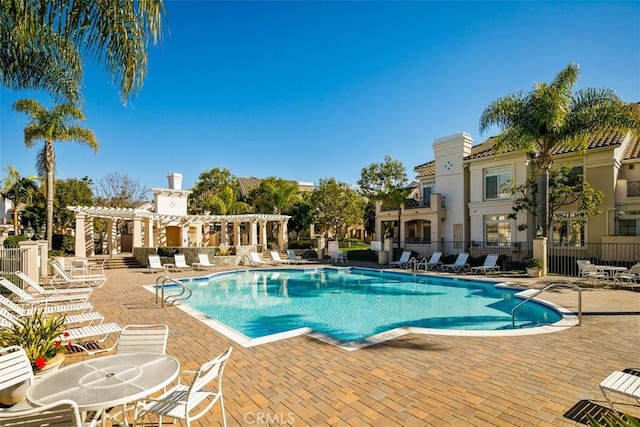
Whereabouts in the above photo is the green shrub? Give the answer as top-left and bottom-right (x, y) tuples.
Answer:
(157, 247), (178, 257)
(345, 249), (377, 262)
(3, 235), (30, 248)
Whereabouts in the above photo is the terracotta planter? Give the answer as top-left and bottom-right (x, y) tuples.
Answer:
(526, 267), (542, 278)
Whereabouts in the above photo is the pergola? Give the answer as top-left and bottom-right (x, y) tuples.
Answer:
(68, 206), (290, 257)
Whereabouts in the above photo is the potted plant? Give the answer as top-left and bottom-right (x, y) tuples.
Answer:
(524, 258), (543, 277)
(0, 310), (67, 405)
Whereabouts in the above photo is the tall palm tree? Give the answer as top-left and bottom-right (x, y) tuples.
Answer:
(13, 100), (99, 249)
(1, 166), (40, 235)
(479, 63), (640, 236)
(1, 0), (165, 104)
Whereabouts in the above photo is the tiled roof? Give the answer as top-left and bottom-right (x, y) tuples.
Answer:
(414, 131), (638, 177)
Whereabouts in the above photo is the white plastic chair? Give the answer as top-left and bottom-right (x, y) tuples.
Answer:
(172, 254), (192, 271)
(50, 260), (107, 288)
(134, 347), (233, 427)
(470, 254), (501, 275)
(614, 263), (640, 288)
(389, 251), (412, 268)
(270, 251), (291, 264)
(441, 252), (471, 272)
(192, 253), (215, 270)
(16, 271), (92, 299)
(0, 346), (34, 403)
(114, 324), (169, 355)
(0, 399), (98, 426)
(599, 370), (640, 411)
(147, 254), (168, 273)
(0, 277), (91, 306)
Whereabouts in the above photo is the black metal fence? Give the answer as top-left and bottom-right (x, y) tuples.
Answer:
(0, 247), (28, 287)
(396, 240), (640, 277)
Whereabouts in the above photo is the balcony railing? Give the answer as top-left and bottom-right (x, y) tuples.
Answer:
(628, 181), (640, 197)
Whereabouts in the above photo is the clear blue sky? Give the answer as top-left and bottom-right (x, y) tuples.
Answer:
(1, 1), (639, 193)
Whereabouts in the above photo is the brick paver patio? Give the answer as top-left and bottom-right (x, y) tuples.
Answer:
(60, 263), (640, 426)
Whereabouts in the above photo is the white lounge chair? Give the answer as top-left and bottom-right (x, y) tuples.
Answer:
(599, 370), (640, 411)
(270, 251), (291, 264)
(441, 252), (470, 272)
(192, 253), (215, 270)
(287, 250), (309, 264)
(389, 251), (412, 268)
(0, 304), (103, 328)
(415, 252), (443, 271)
(148, 254), (168, 273)
(134, 347), (233, 427)
(16, 271), (92, 300)
(50, 260), (107, 288)
(245, 252), (271, 266)
(171, 254), (192, 271)
(470, 254), (500, 275)
(0, 278), (91, 306)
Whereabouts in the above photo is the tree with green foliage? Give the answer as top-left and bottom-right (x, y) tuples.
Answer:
(311, 178), (364, 239)
(249, 177), (300, 214)
(1, 0), (166, 104)
(508, 166), (603, 243)
(1, 166), (40, 235)
(13, 100), (98, 249)
(189, 168), (251, 215)
(287, 194), (315, 240)
(54, 178), (94, 233)
(480, 63), (640, 236)
(358, 155), (410, 239)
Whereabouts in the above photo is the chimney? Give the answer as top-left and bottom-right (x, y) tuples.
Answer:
(167, 172), (183, 190)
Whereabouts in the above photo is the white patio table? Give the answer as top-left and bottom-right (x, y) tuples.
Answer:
(26, 352), (180, 426)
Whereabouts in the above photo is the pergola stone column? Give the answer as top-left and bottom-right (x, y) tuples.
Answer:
(144, 217), (153, 248)
(278, 219), (289, 250)
(259, 220), (267, 250)
(220, 219), (228, 245)
(73, 213), (95, 257)
(233, 221), (240, 246)
(132, 217), (142, 249)
(250, 220), (258, 245)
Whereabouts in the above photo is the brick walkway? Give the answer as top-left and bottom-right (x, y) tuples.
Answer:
(61, 263), (640, 426)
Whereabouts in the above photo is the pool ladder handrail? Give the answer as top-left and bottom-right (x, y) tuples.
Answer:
(511, 283), (582, 327)
(155, 276), (193, 307)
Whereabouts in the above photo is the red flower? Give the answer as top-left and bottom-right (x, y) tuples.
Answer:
(63, 332), (70, 337)
(35, 357), (47, 370)
(55, 341), (61, 348)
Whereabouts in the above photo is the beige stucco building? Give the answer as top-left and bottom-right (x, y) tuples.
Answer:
(375, 131), (640, 253)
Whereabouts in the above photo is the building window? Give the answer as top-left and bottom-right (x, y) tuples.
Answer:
(484, 215), (511, 245)
(422, 186), (432, 208)
(618, 211), (640, 235)
(627, 182), (640, 197)
(551, 217), (584, 246)
(618, 219), (638, 236)
(484, 167), (511, 200)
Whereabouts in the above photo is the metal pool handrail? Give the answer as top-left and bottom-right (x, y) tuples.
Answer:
(511, 283), (582, 327)
(155, 276), (193, 307)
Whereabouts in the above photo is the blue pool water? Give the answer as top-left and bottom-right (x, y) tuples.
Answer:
(176, 268), (562, 343)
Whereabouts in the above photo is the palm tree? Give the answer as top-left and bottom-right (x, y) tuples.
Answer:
(1, 0), (165, 104)
(1, 166), (40, 235)
(13, 100), (99, 249)
(479, 63), (640, 236)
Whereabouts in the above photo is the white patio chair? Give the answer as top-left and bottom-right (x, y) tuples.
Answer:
(245, 252), (270, 266)
(134, 347), (233, 427)
(578, 262), (608, 287)
(441, 252), (471, 272)
(599, 370), (640, 411)
(0, 278), (93, 312)
(287, 250), (310, 264)
(0, 346), (34, 408)
(470, 254), (501, 275)
(389, 251), (412, 268)
(614, 263), (640, 289)
(16, 271), (93, 300)
(147, 254), (169, 273)
(416, 251), (443, 271)
(0, 399), (97, 427)
(192, 253), (215, 270)
(171, 254), (192, 271)
(50, 260), (107, 288)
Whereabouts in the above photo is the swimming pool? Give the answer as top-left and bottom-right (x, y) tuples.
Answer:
(161, 267), (575, 350)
